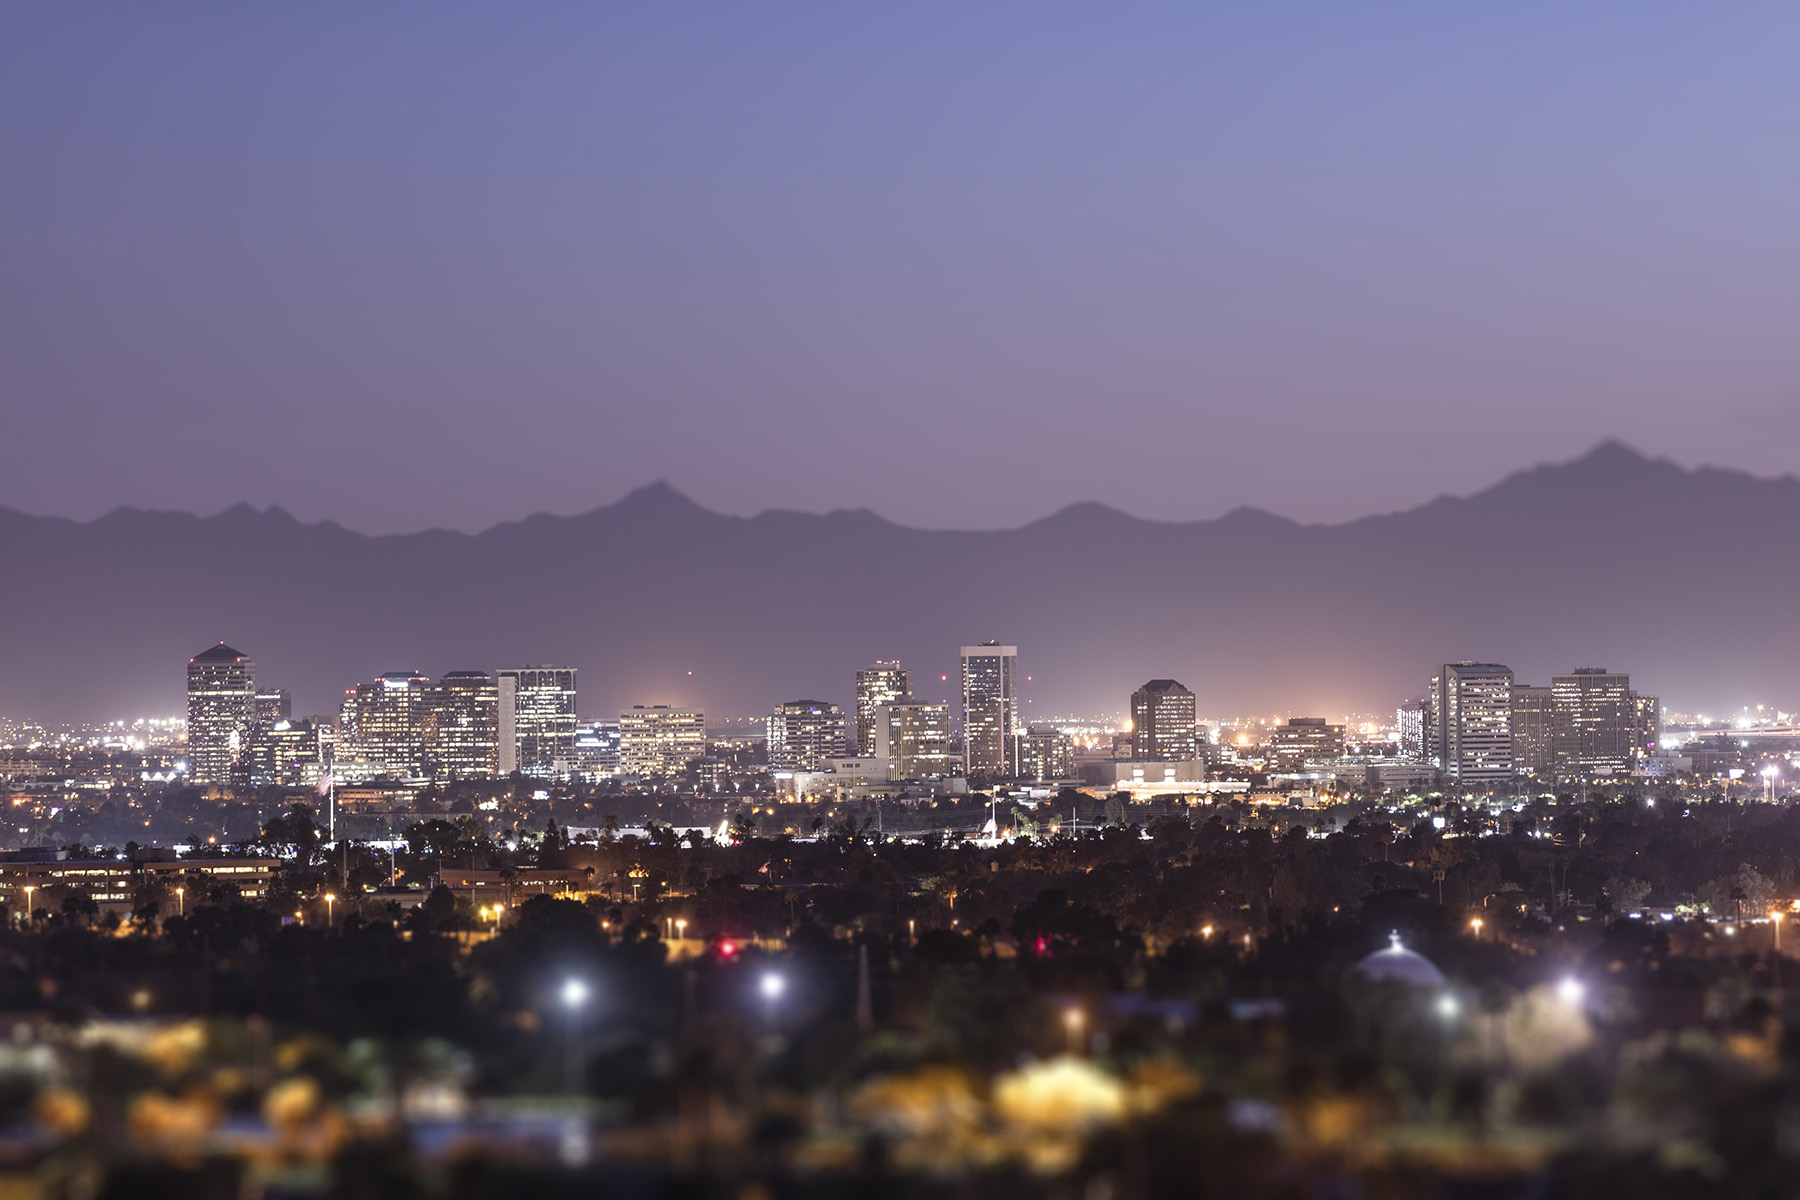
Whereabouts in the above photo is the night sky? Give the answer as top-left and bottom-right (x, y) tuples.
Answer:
(5, 4), (1799, 533)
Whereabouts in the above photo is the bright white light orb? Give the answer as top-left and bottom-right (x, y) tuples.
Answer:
(760, 972), (785, 1000)
(561, 979), (590, 1009)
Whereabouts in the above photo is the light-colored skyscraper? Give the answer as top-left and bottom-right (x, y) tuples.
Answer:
(1550, 668), (1636, 777)
(187, 643), (256, 785)
(961, 642), (1019, 777)
(1130, 679), (1197, 761)
(1430, 662), (1514, 782)
(1396, 700), (1429, 762)
(854, 662), (913, 757)
(767, 700), (848, 770)
(619, 705), (706, 776)
(497, 667), (578, 777)
(1021, 725), (1075, 781)
(433, 671), (499, 778)
(880, 702), (954, 780)
(1270, 717), (1344, 768)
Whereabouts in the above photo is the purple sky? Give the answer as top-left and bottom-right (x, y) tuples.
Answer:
(5, 4), (1799, 533)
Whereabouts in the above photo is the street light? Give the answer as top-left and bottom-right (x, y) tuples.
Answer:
(1063, 1007), (1085, 1055)
(324, 893), (336, 927)
(760, 971), (785, 1029)
(176, 887), (184, 918)
(560, 979), (590, 1096)
(22, 885), (33, 925)
(1470, 916), (1483, 939)
(675, 918), (687, 942)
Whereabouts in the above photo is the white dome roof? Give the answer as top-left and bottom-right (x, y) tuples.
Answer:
(1354, 933), (1446, 987)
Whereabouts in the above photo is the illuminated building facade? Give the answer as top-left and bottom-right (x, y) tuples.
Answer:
(1549, 668), (1636, 777)
(961, 642), (1019, 777)
(246, 718), (329, 787)
(854, 662), (913, 757)
(1130, 679), (1198, 761)
(1430, 662), (1514, 782)
(497, 667), (578, 777)
(767, 700), (848, 770)
(879, 702), (955, 780)
(1397, 700), (1429, 762)
(433, 670), (499, 778)
(255, 688), (291, 727)
(573, 721), (621, 777)
(1021, 725), (1075, 780)
(1511, 685), (1554, 776)
(1270, 717), (1344, 768)
(186, 643), (257, 786)
(619, 705), (706, 776)
(345, 671), (435, 777)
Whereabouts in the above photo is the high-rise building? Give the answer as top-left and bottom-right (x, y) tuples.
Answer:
(1021, 725), (1075, 781)
(255, 688), (291, 727)
(1430, 662), (1514, 782)
(1396, 700), (1429, 762)
(246, 718), (329, 787)
(1634, 693), (1661, 760)
(854, 662), (913, 757)
(187, 643), (257, 786)
(1511, 685), (1554, 777)
(879, 702), (954, 780)
(767, 700), (848, 770)
(346, 671), (435, 777)
(619, 706), (706, 776)
(1270, 718), (1344, 768)
(497, 667), (578, 777)
(961, 642), (1019, 777)
(433, 671), (499, 778)
(572, 721), (621, 778)
(1130, 679), (1198, 761)
(1550, 669), (1636, 777)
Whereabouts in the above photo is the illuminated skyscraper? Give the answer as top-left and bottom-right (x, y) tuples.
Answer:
(1021, 725), (1075, 781)
(433, 671), (500, 778)
(1511, 685), (1554, 776)
(346, 671), (434, 777)
(767, 700), (848, 770)
(1430, 662), (1514, 782)
(1130, 679), (1197, 761)
(497, 667), (578, 776)
(961, 642), (1019, 777)
(879, 702), (954, 780)
(186, 643), (256, 785)
(854, 662), (913, 757)
(1396, 700), (1429, 762)
(619, 705), (706, 776)
(1549, 668), (1635, 777)
(255, 688), (291, 727)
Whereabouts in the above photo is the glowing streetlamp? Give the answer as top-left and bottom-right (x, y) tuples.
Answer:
(1063, 1006), (1085, 1055)
(675, 918), (687, 942)
(1775, 910), (1784, 954)
(22, 885), (34, 925)
(561, 978), (590, 1095)
(1200, 924), (1214, 941)
(760, 971), (786, 1029)
(324, 893), (336, 927)
(176, 887), (185, 918)
(1470, 916), (1483, 939)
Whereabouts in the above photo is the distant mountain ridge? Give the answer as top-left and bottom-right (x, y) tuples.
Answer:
(3, 442), (1796, 725)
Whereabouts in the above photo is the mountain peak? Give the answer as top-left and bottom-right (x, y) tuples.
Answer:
(611, 481), (707, 516)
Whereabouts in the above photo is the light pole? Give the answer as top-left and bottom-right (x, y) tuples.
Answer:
(324, 893), (336, 927)
(176, 887), (185, 918)
(1470, 916), (1483, 940)
(22, 885), (34, 925)
(561, 979), (589, 1097)
(675, 918), (686, 944)
(1063, 1007), (1085, 1056)
(760, 971), (785, 1030)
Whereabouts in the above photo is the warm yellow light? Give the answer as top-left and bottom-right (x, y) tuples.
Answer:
(1200, 924), (1214, 939)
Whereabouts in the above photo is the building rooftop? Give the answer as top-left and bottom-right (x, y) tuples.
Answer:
(190, 642), (250, 664)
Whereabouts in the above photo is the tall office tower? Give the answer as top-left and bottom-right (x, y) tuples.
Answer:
(572, 721), (622, 777)
(246, 718), (328, 787)
(855, 662), (914, 756)
(1270, 717), (1345, 768)
(347, 671), (435, 777)
(433, 671), (499, 778)
(496, 667), (578, 776)
(187, 643), (257, 785)
(1511, 685), (1554, 776)
(255, 688), (291, 727)
(1430, 662), (1515, 782)
(961, 642), (1019, 777)
(880, 702), (954, 780)
(1550, 668), (1636, 777)
(1021, 725), (1075, 781)
(1130, 679), (1198, 761)
(1396, 700), (1429, 762)
(1633, 693), (1661, 760)
(619, 705), (707, 776)
(767, 701), (849, 770)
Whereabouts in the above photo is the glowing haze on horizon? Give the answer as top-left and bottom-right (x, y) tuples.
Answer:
(4, 3), (1800, 534)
